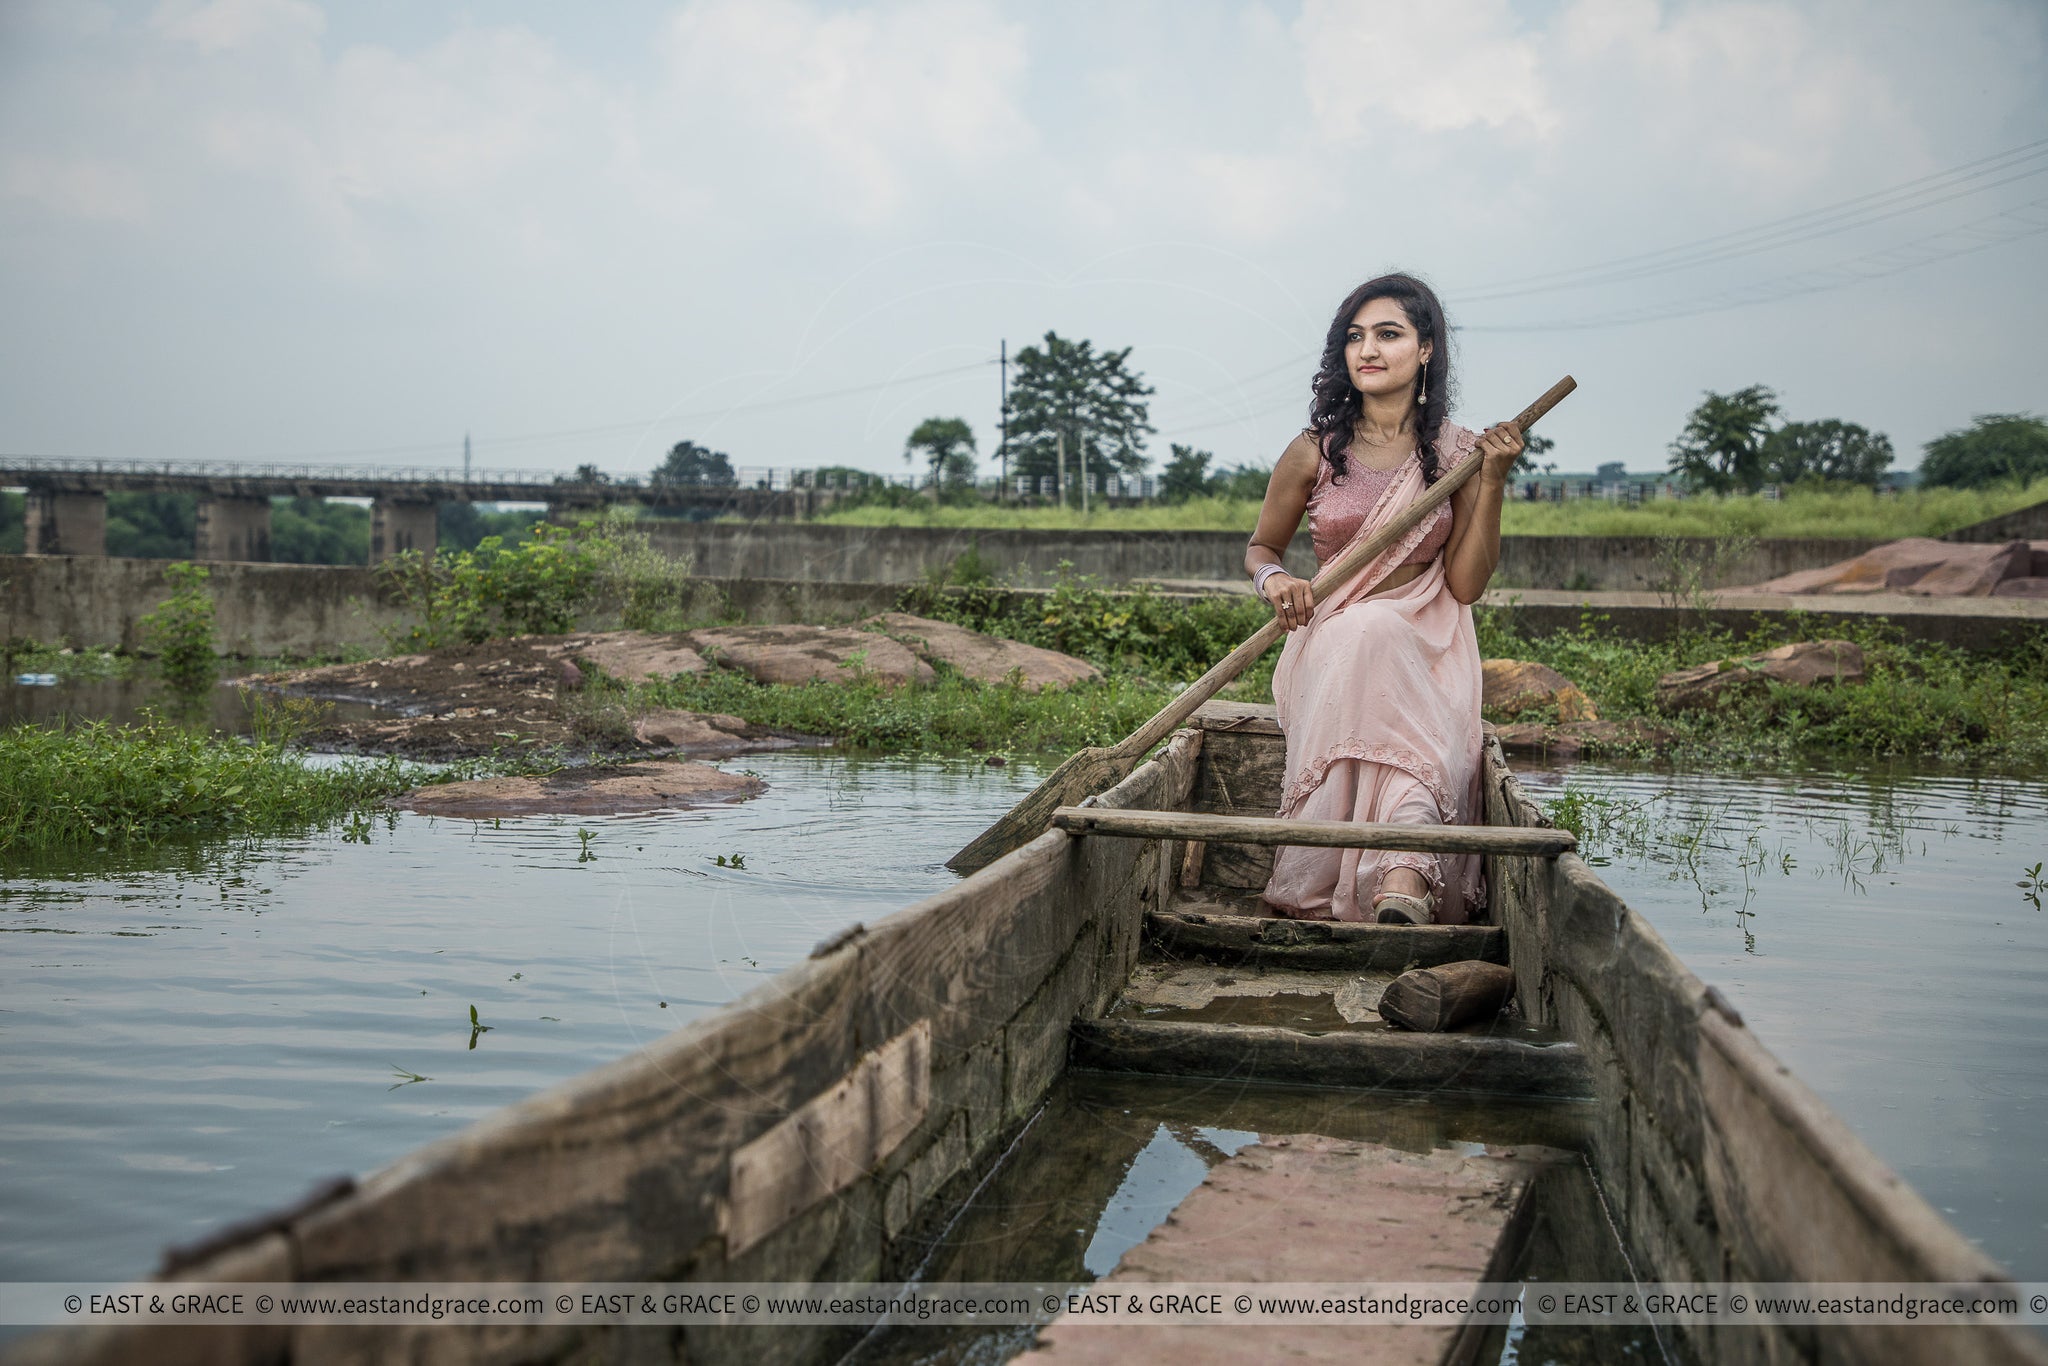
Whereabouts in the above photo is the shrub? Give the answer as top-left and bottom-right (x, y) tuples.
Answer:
(138, 563), (219, 694)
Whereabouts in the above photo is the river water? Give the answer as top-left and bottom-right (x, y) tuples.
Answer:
(3, 692), (2046, 1306)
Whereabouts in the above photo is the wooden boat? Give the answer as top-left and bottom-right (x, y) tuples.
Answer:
(17, 702), (2046, 1366)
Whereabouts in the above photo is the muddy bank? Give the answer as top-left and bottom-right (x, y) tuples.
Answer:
(402, 759), (767, 818)
(241, 634), (812, 762)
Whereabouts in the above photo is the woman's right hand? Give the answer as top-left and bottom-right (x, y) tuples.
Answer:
(1263, 571), (1314, 631)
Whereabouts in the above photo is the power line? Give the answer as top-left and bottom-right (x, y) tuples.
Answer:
(1458, 136), (2048, 302)
(1461, 197), (2048, 333)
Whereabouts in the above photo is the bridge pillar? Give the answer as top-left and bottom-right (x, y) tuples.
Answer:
(25, 490), (107, 556)
(195, 495), (271, 562)
(371, 498), (438, 564)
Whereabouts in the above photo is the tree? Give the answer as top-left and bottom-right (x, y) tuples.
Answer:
(904, 417), (978, 493)
(270, 496), (369, 564)
(1920, 413), (2048, 489)
(1514, 432), (1554, 478)
(559, 463), (610, 487)
(1667, 385), (1781, 494)
(650, 440), (735, 487)
(1763, 419), (1893, 487)
(106, 492), (197, 559)
(1160, 444), (1214, 503)
(1004, 332), (1155, 500)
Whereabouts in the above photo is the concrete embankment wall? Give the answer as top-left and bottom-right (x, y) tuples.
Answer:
(10, 554), (2044, 658)
(636, 520), (1887, 592)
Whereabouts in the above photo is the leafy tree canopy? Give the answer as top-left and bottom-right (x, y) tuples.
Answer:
(1920, 413), (2048, 489)
(1514, 432), (1555, 478)
(106, 492), (197, 559)
(1763, 419), (1894, 487)
(1160, 444), (1213, 503)
(905, 417), (978, 488)
(1668, 385), (1782, 494)
(650, 440), (735, 487)
(270, 496), (368, 564)
(1005, 332), (1155, 492)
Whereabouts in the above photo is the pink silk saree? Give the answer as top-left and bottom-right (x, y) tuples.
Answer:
(1261, 424), (1487, 924)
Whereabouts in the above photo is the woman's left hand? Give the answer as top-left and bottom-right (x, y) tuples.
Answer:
(1475, 422), (1524, 482)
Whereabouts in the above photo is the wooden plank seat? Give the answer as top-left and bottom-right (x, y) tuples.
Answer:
(1051, 805), (1577, 856)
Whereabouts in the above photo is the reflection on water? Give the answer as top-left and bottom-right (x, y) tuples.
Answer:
(0, 753), (1040, 1288)
(3, 672), (389, 735)
(1515, 762), (2048, 1279)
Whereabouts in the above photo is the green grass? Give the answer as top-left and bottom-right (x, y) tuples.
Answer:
(1475, 606), (2048, 766)
(0, 715), (437, 855)
(811, 478), (2048, 540)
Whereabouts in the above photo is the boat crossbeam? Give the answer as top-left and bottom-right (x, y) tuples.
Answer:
(1050, 806), (1577, 857)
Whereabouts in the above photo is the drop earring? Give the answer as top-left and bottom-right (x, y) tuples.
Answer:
(1417, 358), (1429, 406)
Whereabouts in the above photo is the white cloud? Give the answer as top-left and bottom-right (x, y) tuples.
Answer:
(1294, 0), (1556, 140)
(150, 0), (324, 55)
(0, 153), (148, 221)
(652, 0), (1034, 225)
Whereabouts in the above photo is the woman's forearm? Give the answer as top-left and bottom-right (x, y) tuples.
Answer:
(1445, 472), (1507, 603)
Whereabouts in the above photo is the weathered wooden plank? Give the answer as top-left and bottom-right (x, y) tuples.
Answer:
(1191, 727), (1287, 815)
(1069, 1018), (1593, 1100)
(1698, 1011), (2048, 1366)
(723, 1020), (933, 1257)
(1027, 1137), (1568, 1365)
(1189, 698), (1284, 735)
(1056, 805), (1576, 855)
(1204, 838), (1275, 889)
(1147, 905), (1507, 970)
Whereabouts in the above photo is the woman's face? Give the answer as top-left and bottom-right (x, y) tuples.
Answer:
(1345, 297), (1431, 405)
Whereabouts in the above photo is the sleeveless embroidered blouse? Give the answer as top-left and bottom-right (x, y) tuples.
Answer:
(1305, 448), (1452, 569)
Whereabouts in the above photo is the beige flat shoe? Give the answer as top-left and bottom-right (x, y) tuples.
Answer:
(1372, 891), (1436, 926)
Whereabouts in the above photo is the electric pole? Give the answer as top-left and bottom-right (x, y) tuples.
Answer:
(998, 340), (1008, 501)
(463, 431), (472, 483)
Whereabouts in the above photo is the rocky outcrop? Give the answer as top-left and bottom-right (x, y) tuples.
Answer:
(1480, 659), (1597, 722)
(544, 631), (708, 683)
(1490, 718), (1667, 760)
(685, 624), (935, 687)
(402, 759), (766, 818)
(1746, 538), (2044, 597)
(863, 612), (1100, 690)
(631, 708), (801, 757)
(1654, 640), (1865, 712)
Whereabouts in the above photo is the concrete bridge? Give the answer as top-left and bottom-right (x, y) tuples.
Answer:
(3, 457), (861, 561)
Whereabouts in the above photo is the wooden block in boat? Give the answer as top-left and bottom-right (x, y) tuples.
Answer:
(1379, 960), (1517, 1033)
(1192, 727), (1287, 816)
(1147, 905), (1506, 970)
(1189, 699), (1283, 735)
(1203, 837), (1275, 888)
(1069, 1018), (1592, 1100)
(1026, 1136), (1567, 1365)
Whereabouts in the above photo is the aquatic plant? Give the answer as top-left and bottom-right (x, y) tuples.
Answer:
(467, 1004), (491, 1050)
(137, 563), (220, 695)
(713, 852), (746, 869)
(388, 1064), (430, 1090)
(575, 828), (597, 862)
(0, 714), (428, 856)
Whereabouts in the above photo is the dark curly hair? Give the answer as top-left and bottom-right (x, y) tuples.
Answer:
(1307, 272), (1452, 483)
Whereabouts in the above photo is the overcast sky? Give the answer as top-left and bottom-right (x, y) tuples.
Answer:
(3, 0), (2045, 482)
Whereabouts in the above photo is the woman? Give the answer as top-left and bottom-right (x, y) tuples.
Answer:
(1245, 273), (1523, 925)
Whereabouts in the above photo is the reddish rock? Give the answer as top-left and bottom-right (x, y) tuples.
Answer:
(1654, 640), (1865, 712)
(543, 631), (707, 683)
(1992, 577), (2048, 599)
(1490, 718), (1663, 760)
(863, 612), (1100, 690)
(630, 708), (800, 757)
(402, 759), (765, 818)
(1748, 537), (2033, 597)
(1481, 658), (1597, 721)
(685, 624), (934, 687)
